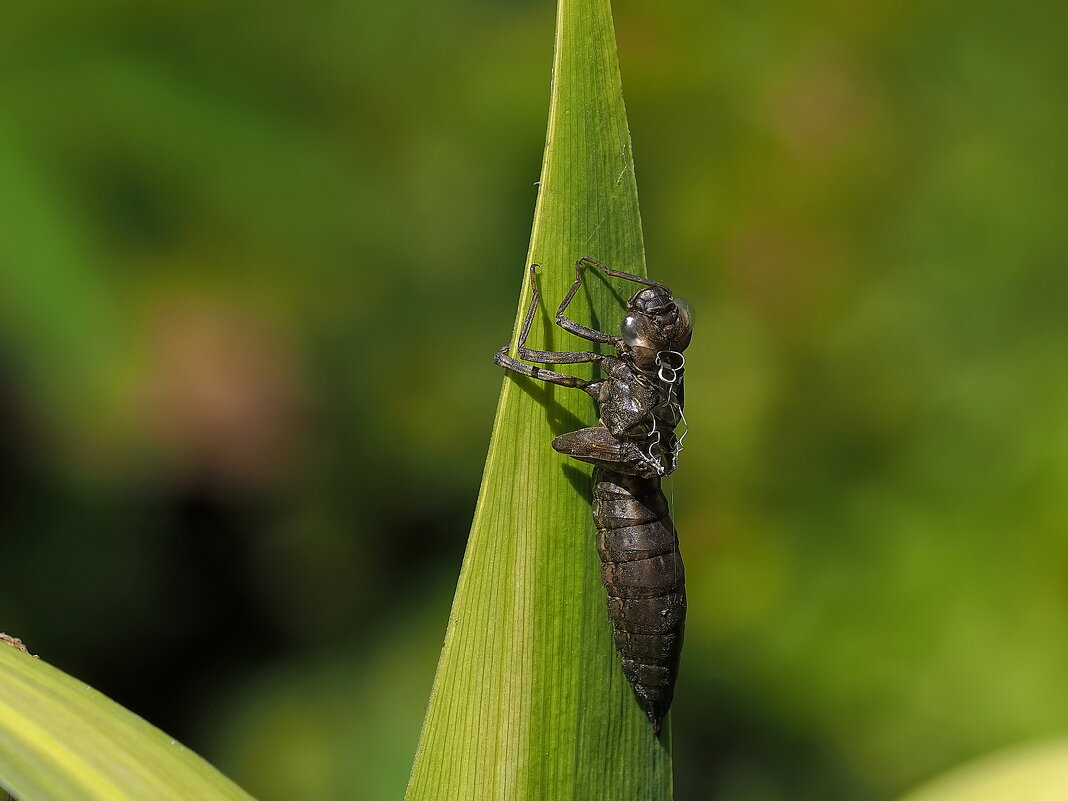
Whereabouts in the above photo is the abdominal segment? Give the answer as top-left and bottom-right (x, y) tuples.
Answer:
(592, 467), (686, 733)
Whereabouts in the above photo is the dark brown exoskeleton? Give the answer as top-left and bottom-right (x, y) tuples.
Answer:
(495, 256), (693, 734)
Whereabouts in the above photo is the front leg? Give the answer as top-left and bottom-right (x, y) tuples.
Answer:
(516, 265), (605, 366)
(577, 256), (663, 289)
(554, 260), (624, 346)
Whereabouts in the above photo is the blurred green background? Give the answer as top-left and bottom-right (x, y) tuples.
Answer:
(2, 1), (1067, 799)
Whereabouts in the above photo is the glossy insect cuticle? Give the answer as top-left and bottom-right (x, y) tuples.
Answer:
(493, 256), (693, 734)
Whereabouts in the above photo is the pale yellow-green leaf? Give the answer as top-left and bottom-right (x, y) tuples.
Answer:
(0, 646), (256, 801)
(899, 738), (1068, 801)
(405, 0), (673, 798)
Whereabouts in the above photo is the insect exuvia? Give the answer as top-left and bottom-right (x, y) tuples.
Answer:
(495, 256), (693, 734)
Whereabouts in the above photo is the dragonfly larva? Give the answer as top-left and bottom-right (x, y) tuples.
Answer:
(495, 257), (693, 734)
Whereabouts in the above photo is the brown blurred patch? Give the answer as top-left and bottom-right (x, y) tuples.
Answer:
(763, 43), (878, 158)
(140, 299), (311, 491)
(724, 217), (846, 332)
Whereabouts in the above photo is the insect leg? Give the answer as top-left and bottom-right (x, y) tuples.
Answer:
(554, 261), (621, 345)
(514, 263), (543, 349)
(578, 256), (666, 289)
(516, 264), (605, 365)
(494, 348), (591, 389)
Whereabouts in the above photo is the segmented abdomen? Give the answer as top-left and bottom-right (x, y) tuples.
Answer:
(592, 466), (685, 734)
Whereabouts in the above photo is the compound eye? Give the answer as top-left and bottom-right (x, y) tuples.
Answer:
(674, 297), (695, 328)
(620, 313), (644, 346)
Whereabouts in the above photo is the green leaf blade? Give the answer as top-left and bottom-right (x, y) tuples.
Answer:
(406, 0), (671, 798)
(898, 739), (1068, 801)
(0, 647), (256, 801)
